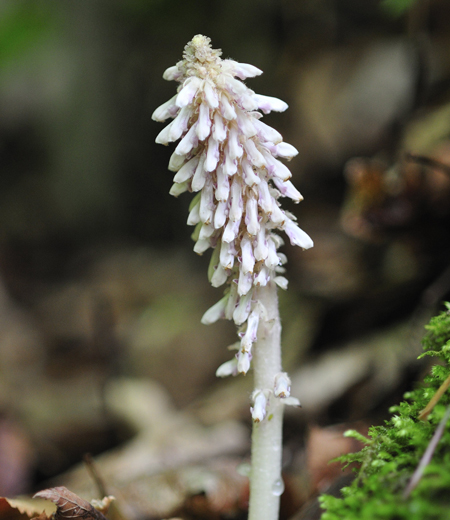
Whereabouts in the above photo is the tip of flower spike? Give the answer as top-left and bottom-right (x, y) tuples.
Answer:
(191, 34), (211, 47)
(184, 35), (222, 64)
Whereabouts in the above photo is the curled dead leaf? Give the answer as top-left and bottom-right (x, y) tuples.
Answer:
(33, 487), (110, 520)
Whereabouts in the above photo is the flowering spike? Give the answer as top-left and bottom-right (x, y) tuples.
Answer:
(153, 36), (314, 520)
(153, 34), (312, 379)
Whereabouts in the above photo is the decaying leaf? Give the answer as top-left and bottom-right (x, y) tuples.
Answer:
(0, 496), (55, 520)
(33, 488), (110, 520)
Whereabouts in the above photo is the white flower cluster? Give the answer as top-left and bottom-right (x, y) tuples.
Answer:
(153, 35), (313, 379)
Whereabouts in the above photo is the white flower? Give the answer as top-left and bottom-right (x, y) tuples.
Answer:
(153, 35), (313, 378)
(216, 358), (238, 377)
(251, 389), (269, 422)
(274, 372), (291, 398)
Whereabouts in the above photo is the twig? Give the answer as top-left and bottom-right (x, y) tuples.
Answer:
(418, 372), (450, 421)
(84, 454), (108, 499)
(83, 454), (128, 520)
(404, 406), (450, 498)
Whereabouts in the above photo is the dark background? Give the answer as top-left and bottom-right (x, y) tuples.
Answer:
(1, 0), (450, 514)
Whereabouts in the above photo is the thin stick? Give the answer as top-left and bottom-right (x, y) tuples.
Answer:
(83, 454), (128, 520)
(84, 453), (108, 498)
(404, 406), (450, 498)
(418, 372), (450, 421)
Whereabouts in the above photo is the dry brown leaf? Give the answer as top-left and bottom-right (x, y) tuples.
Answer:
(33, 488), (107, 520)
(0, 496), (55, 520)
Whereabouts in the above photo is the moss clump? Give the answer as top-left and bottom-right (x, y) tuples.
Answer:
(320, 303), (450, 520)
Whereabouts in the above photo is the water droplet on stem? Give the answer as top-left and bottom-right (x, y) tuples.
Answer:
(271, 477), (285, 496)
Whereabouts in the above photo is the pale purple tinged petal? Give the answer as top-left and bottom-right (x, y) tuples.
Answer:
(169, 181), (189, 197)
(225, 60), (263, 79)
(270, 203), (286, 225)
(196, 102), (211, 140)
(275, 142), (299, 159)
(274, 276), (288, 290)
(233, 291), (252, 325)
(204, 79), (219, 108)
(163, 65), (182, 81)
(173, 155), (200, 183)
(238, 269), (253, 295)
(155, 120), (175, 145)
(241, 235), (255, 274)
(244, 139), (265, 167)
(254, 93), (288, 114)
(274, 372), (291, 398)
(265, 237), (280, 269)
(214, 200), (228, 228)
(227, 126), (243, 160)
(257, 180), (273, 214)
(220, 93), (237, 120)
(201, 295), (228, 324)
(253, 118), (283, 144)
(168, 152), (185, 172)
(222, 217), (240, 243)
(283, 396), (301, 407)
(254, 265), (270, 286)
(254, 227), (268, 261)
(229, 178), (243, 221)
(205, 135), (219, 172)
(193, 238), (211, 254)
(245, 196), (260, 235)
(225, 283), (239, 320)
(199, 222), (215, 240)
(239, 92), (259, 111)
(238, 351), (251, 375)
(216, 358), (238, 377)
(199, 177), (215, 224)
(284, 219), (314, 249)
(272, 178), (303, 202)
(236, 107), (257, 137)
(169, 105), (193, 141)
(271, 233), (284, 248)
(191, 155), (207, 192)
(277, 252), (287, 264)
(242, 159), (260, 187)
(152, 94), (178, 122)
(241, 310), (259, 349)
(223, 152), (237, 176)
(176, 77), (203, 107)
(212, 112), (228, 142)
(220, 240), (234, 269)
(175, 123), (199, 155)
(215, 164), (230, 201)
(261, 149), (292, 181)
(211, 264), (228, 287)
(224, 75), (249, 97)
(251, 391), (267, 422)
(187, 200), (200, 225)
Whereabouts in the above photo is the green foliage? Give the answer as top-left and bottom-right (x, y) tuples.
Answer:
(320, 303), (450, 520)
(380, 0), (420, 17)
(0, 2), (56, 65)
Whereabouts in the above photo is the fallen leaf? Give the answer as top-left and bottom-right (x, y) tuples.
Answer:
(0, 496), (55, 520)
(33, 488), (107, 520)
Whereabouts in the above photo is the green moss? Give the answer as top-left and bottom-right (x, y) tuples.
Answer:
(320, 303), (450, 520)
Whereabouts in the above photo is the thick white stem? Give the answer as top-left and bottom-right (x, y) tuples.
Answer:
(248, 281), (284, 520)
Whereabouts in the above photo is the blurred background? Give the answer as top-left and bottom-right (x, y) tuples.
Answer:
(1, 0), (450, 518)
